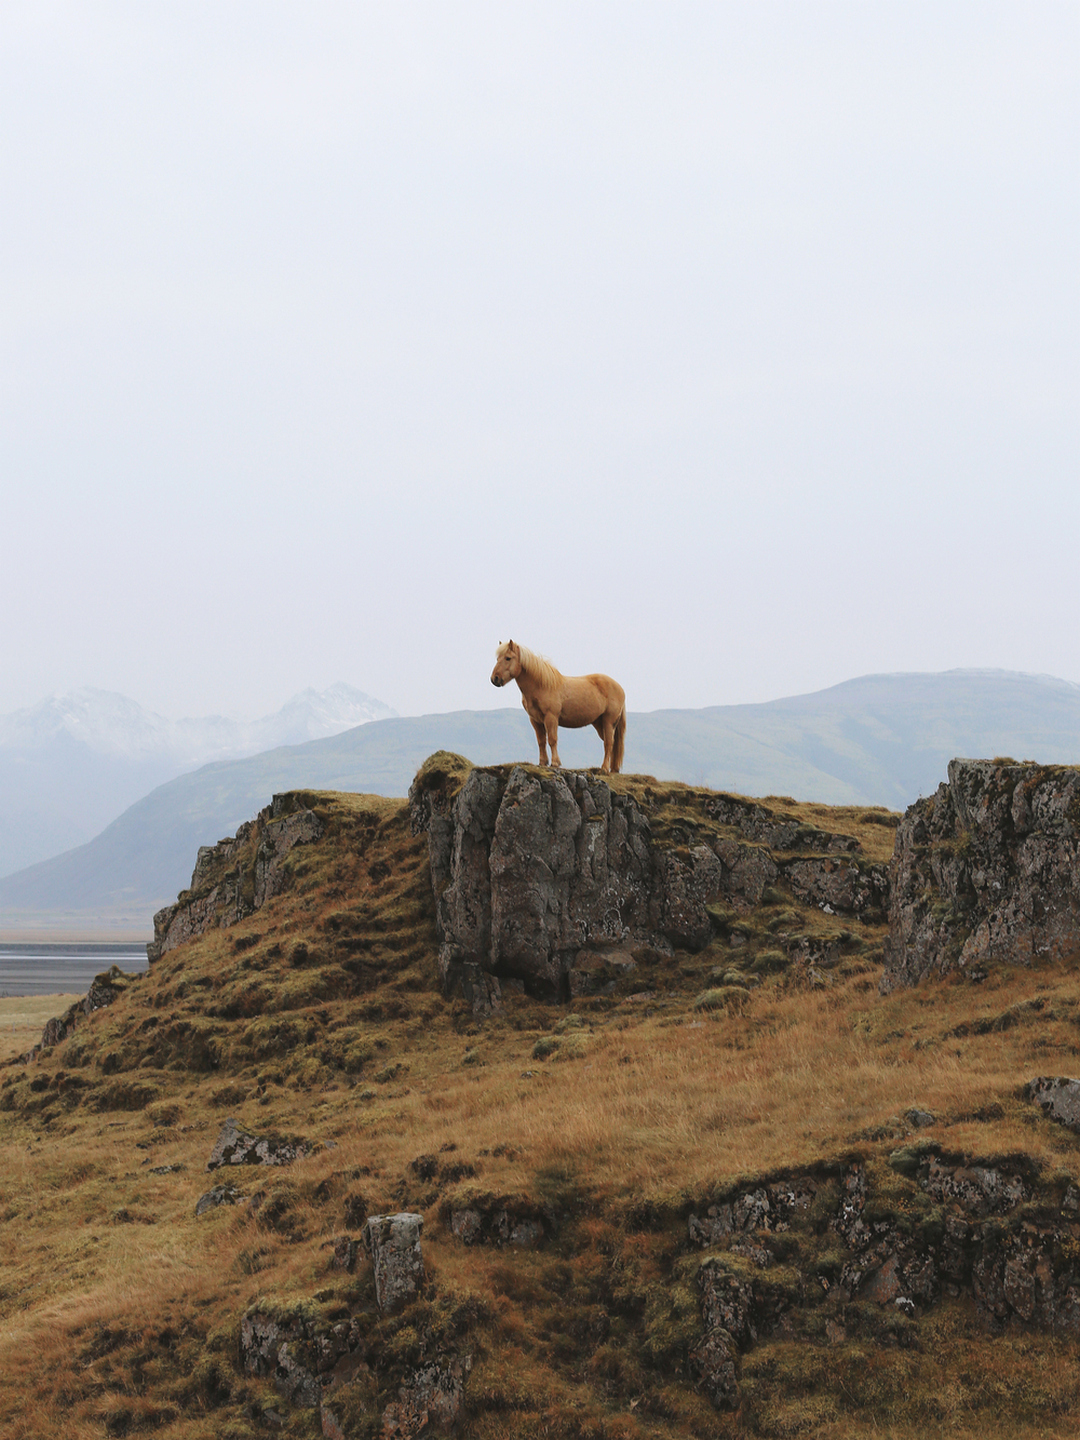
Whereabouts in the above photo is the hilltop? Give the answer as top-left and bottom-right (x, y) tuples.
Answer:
(2, 756), (1080, 1438)
(4, 668), (1080, 934)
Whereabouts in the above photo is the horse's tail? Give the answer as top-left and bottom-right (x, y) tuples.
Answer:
(612, 708), (626, 773)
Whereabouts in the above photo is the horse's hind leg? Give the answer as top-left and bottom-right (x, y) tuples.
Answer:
(594, 717), (615, 773)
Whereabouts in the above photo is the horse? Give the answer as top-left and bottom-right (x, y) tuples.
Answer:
(490, 640), (627, 774)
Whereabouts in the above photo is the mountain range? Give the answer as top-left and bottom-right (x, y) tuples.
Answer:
(1, 667), (1079, 937)
(0, 684), (396, 879)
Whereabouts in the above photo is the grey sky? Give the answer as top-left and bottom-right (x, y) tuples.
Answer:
(2, 2), (1076, 722)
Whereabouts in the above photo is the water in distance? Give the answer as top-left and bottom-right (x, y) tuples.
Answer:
(0, 942), (149, 996)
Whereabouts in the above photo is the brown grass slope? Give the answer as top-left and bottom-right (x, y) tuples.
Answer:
(1, 767), (1080, 1439)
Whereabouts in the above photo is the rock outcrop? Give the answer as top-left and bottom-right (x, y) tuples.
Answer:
(448, 1197), (548, 1248)
(22, 965), (135, 1064)
(686, 1147), (1080, 1411)
(148, 794), (324, 963)
(240, 1305), (369, 1411)
(881, 759), (1080, 991)
(242, 1220), (467, 1440)
(411, 763), (662, 1002)
(410, 759), (888, 1006)
(380, 1353), (472, 1437)
(363, 1213), (425, 1314)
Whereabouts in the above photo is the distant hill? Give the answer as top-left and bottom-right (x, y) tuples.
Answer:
(2, 668), (1079, 934)
(0, 684), (397, 878)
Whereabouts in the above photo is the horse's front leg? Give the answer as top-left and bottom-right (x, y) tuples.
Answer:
(545, 713), (561, 767)
(531, 719), (549, 766)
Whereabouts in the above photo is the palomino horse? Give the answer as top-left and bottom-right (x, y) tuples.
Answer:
(490, 640), (626, 774)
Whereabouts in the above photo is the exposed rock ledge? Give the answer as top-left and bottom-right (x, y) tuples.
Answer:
(147, 794), (324, 963)
(409, 757), (887, 1007)
(882, 759), (1080, 991)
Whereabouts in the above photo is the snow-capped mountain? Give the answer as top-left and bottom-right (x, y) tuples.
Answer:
(0, 684), (397, 879)
(0, 685), (396, 762)
(243, 684), (398, 753)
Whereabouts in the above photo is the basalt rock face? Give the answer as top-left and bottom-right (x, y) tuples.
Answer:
(881, 759), (1080, 992)
(147, 794), (324, 963)
(411, 764), (711, 1003)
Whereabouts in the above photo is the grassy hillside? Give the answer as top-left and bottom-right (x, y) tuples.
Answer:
(3, 768), (1080, 1438)
(4, 668), (1080, 932)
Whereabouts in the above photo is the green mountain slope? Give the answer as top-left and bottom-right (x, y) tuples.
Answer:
(2, 669), (1079, 929)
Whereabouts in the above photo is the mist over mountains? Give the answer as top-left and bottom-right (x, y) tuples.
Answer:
(2, 668), (1080, 937)
(0, 684), (396, 878)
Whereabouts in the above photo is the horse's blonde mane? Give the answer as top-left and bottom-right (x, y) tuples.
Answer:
(495, 640), (562, 690)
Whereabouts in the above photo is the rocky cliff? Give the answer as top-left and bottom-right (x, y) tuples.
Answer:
(882, 759), (1080, 991)
(409, 754), (889, 1010)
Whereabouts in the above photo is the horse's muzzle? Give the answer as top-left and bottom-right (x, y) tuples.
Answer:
(491, 676), (503, 687)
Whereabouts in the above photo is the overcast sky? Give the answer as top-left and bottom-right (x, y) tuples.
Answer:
(1, 2), (1076, 722)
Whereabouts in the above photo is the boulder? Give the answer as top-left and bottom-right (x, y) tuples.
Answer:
(882, 759), (1080, 990)
(206, 1116), (312, 1171)
(363, 1213), (425, 1314)
(195, 1184), (241, 1217)
(1027, 1076), (1080, 1133)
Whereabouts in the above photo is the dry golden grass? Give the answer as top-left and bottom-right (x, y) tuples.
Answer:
(1, 781), (1079, 1438)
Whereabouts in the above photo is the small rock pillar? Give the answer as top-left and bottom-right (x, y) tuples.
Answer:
(363, 1212), (425, 1314)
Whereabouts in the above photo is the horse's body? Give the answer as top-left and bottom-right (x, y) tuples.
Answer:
(490, 640), (626, 773)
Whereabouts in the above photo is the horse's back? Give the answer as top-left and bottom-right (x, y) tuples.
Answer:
(556, 671), (623, 727)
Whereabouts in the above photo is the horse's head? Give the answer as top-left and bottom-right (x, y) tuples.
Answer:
(490, 640), (520, 688)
